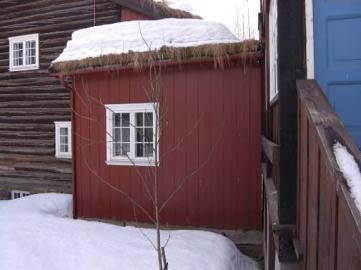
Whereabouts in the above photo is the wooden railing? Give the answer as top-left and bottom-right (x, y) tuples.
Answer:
(262, 80), (361, 270)
(296, 80), (361, 270)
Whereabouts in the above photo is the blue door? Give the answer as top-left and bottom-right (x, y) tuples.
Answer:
(314, 0), (361, 147)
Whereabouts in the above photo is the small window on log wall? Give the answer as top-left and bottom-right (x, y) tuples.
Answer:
(8, 34), (39, 71)
(105, 103), (158, 166)
(55, 121), (72, 159)
(11, 190), (30, 200)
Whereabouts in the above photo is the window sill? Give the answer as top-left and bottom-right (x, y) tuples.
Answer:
(106, 159), (156, 167)
(9, 66), (39, 72)
(55, 154), (72, 159)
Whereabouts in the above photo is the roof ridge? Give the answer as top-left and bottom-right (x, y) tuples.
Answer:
(113, 0), (201, 19)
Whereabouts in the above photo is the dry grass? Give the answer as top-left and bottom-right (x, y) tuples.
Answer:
(134, 0), (201, 19)
(50, 39), (260, 74)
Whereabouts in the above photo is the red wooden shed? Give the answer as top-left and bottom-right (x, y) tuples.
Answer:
(51, 19), (261, 230)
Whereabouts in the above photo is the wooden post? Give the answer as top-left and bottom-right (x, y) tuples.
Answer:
(277, 0), (305, 225)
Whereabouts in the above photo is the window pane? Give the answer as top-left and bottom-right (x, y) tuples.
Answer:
(113, 143), (129, 157)
(122, 113), (130, 127)
(14, 43), (21, 50)
(113, 113), (121, 127)
(60, 144), (68, 153)
(136, 144), (144, 157)
(26, 40), (36, 65)
(145, 144), (154, 157)
(144, 128), (153, 142)
(26, 56), (36, 65)
(13, 42), (23, 67)
(136, 113), (143, 126)
(122, 128), (130, 142)
(122, 143), (130, 155)
(60, 135), (68, 144)
(113, 143), (121, 156)
(27, 40), (36, 49)
(144, 113), (153, 126)
(113, 113), (129, 128)
(60, 127), (68, 136)
(113, 128), (120, 142)
(136, 128), (144, 142)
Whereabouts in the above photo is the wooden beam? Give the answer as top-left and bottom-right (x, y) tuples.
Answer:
(262, 136), (280, 165)
(264, 175), (279, 226)
(263, 172), (298, 263)
(277, 0), (306, 224)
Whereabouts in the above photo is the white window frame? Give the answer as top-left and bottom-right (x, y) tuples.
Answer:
(11, 190), (30, 200)
(305, 0), (315, 79)
(55, 121), (72, 159)
(9, 33), (39, 72)
(105, 103), (159, 167)
(269, 0), (278, 101)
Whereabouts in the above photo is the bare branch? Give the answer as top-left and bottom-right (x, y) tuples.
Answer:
(80, 148), (156, 224)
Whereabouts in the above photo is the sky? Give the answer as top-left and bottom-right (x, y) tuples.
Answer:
(166, 0), (260, 39)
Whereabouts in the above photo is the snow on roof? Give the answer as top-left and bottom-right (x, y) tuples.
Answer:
(53, 19), (240, 65)
(334, 142), (361, 214)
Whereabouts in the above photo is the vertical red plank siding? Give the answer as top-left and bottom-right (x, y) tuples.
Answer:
(222, 67), (235, 228)
(185, 67), (200, 226)
(73, 60), (261, 229)
(72, 76), (79, 218)
(160, 67), (176, 223)
(173, 69), (187, 225)
(250, 67), (262, 227)
(197, 68), (213, 227)
(208, 68), (223, 228)
(120, 7), (152, 21)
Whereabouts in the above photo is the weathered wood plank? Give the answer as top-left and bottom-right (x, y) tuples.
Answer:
(262, 136), (280, 165)
(317, 156), (337, 270)
(306, 128), (320, 270)
(296, 80), (361, 270)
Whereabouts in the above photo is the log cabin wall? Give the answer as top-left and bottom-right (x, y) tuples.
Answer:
(0, 0), (120, 199)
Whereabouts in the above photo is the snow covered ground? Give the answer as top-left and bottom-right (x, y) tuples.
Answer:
(0, 194), (259, 270)
(334, 142), (361, 214)
(53, 18), (239, 63)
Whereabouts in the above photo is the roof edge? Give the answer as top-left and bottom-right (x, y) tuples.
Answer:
(50, 40), (261, 75)
(113, 0), (201, 19)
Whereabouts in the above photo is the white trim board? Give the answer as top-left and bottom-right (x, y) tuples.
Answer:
(305, 0), (315, 79)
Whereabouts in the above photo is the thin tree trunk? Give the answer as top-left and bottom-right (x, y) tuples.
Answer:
(154, 103), (163, 270)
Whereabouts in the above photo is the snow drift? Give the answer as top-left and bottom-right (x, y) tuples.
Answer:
(0, 193), (258, 270)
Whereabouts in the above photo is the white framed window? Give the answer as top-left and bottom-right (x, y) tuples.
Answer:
(11, 190), (30, 200)
(55, 121), (72, 159)
(105, 103), (159, 166)
(9, 33), (39, 71)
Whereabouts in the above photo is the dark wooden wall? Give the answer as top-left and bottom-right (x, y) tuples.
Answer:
(71, 61), (262, 229)
(297, 80), (361, 270)
(0, 0), (120, 199)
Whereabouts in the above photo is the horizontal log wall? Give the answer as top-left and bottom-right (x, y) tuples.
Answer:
(0, 0), (120, 199)
(297, 80), (361, 270)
